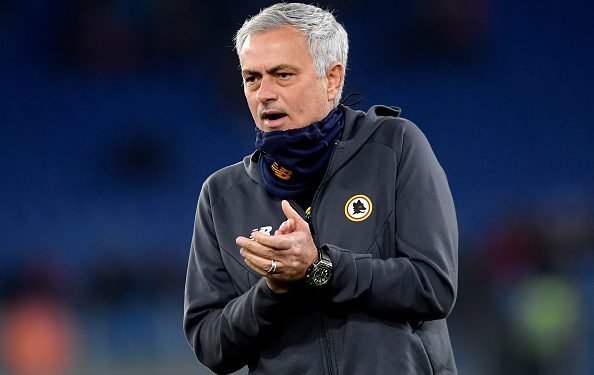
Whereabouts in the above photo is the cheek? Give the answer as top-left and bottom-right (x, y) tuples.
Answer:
(295, 86), (320, 107)
(301, 88), (328, 118)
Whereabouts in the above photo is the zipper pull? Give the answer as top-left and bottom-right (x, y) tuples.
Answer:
(304, 206), (316, 237)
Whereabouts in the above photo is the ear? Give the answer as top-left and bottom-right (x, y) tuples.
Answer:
(325, 62), (345, 103)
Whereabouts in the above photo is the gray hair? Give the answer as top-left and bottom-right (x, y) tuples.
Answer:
(234, 3), (349, 105)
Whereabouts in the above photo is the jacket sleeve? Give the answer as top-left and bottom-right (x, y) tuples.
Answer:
(183, 180), (289, 374)
(325, 121), (458, 320)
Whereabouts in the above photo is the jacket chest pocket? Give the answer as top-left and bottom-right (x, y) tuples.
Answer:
(314, 189), (395, 259)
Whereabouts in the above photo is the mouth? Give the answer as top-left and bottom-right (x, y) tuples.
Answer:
(263, 113), (286, 120)
(260, 111), (288, 128)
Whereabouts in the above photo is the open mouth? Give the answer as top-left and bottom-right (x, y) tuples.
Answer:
(263, 112), (287, 121)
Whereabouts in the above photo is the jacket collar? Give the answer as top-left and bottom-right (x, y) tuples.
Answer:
(243, 105), (401, 185)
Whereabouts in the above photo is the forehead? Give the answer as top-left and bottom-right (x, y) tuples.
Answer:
(240, 27), (312, 69)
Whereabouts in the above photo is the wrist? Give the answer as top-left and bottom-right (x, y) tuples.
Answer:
(266, 278), (289, 294)
(305, 245), (333, 288)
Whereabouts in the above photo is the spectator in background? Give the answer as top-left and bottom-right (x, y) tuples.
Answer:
(183, 3), (458, 374)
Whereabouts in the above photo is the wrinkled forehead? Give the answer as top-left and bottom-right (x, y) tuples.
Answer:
(241, 26), (308, 54)
(239, 27), (311, 68)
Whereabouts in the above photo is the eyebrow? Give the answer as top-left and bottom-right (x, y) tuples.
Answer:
(241, 64), (297, 76)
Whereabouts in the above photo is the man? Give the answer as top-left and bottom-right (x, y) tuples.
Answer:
(184, 3), (458, 374)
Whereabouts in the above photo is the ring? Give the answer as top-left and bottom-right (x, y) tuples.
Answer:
(266, 259), (277, 274)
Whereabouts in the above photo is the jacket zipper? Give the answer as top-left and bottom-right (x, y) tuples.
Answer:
(307, 141), (341, 375)
(286, 202), (336, 375)
(309, 141), (340, 237)
(319, 312), (335, 375)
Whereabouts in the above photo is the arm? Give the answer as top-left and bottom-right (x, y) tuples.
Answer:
(327, 122), (458, 320)
(183, 181), (289, 374)
(236, 121), (457, 320)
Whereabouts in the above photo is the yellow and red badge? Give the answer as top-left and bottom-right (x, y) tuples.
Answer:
(344, 194), (372, 222)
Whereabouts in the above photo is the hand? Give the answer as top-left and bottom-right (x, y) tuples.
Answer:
(236, 200), (319, 293)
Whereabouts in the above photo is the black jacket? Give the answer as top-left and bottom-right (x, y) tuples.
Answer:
(184, 105), (458, 374)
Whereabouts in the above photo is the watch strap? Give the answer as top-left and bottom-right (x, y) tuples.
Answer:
(318, 245), (331, 264)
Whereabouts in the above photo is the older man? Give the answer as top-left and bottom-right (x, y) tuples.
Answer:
(184, 3), (458, 374)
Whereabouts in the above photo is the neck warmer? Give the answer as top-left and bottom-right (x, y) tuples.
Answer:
(255, 107), (344, 198)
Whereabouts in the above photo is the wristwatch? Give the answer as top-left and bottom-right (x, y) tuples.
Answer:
(305, 246), (333, 287)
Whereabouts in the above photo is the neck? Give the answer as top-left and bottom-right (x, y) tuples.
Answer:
(254, 107), (344, 198)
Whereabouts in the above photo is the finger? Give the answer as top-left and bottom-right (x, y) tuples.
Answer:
(244, 258), (267, 276)
(240, 246), (266, 265)
(277, 219), (295, 235)
(236, 236), (252, 247)
(281, 200), (304, 225)
(242, 250), (281, 274)
(277, 220), (288, 234)
(237, 235), (278, 253)
(238, 237), (277, 259)
(251, 230), (292, 249)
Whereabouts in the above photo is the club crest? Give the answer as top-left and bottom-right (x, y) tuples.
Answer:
(344, 194), (372, 222)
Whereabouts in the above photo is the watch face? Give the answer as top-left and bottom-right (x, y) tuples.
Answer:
(310, 264), (332, 287)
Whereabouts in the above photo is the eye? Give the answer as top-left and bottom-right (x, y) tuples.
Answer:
(277, 72), (293, 80)
(243, 75), (256, 85)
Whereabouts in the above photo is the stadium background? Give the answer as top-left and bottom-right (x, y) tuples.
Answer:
(1, 0), (593, 374)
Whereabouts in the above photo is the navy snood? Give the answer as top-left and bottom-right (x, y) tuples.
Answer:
(255, 107), (344, 199)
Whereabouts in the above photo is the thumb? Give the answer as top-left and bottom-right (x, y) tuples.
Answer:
(281, 200), (303, 223)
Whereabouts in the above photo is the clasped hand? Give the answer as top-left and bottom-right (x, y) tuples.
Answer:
(236, 200), (319, 293)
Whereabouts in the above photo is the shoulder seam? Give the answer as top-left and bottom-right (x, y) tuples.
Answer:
(209, 178), (256, 210)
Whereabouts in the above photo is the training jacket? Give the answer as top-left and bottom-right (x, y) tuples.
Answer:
(184, 105), (458, 374)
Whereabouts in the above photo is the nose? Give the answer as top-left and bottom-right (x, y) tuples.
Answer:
(256, 77), (277, 103)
